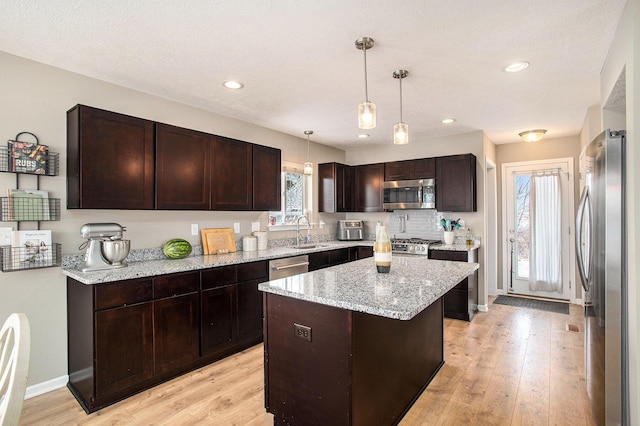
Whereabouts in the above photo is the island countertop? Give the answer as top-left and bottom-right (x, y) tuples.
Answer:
(259, 256), (479, 321)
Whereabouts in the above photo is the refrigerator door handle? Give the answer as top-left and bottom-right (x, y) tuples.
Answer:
(575, 185), (592, 292)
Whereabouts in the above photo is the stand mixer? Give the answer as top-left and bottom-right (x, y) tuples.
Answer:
(79, 223), (130, 272)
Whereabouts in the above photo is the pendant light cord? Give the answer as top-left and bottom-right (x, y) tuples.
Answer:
(363, 46), (369, 102)
(398, 74), (403, 122)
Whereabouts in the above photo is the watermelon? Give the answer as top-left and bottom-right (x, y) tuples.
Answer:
(163, 238), (192, 259)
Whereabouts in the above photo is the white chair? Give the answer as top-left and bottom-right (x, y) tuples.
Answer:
(0, 313), (30, 426)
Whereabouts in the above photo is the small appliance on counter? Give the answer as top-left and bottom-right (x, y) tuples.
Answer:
(337, 220), (363, 241)
(79, 223), (130, 272)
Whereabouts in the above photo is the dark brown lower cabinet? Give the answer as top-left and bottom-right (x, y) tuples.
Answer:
(345, 245), (375, 263)
(201, 285), (237, 356)
(428, 248), (478, 321)
(94, 302), (154, 397)
(264, 293), (444, 425)
(237, 278), (265, 341)
(309, 248), (352, 271)
(200, 261), (267, 359)
(153, 293), (200, 375)
(68, 252), (374, 414)
(69, 271), (213, 413)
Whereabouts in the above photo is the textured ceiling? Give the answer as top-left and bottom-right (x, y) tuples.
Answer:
(0, 0), (627, 148)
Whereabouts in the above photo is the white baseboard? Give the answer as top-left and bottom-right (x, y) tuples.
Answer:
(25, 375), (68, 399)
(478, 304), (488, 312)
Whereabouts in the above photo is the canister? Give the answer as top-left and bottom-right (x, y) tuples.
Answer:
(242, 236), (257, 251)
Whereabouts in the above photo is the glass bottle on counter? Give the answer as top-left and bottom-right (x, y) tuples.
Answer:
(466, 228), (474, 247)
(374, 225), (392, 273)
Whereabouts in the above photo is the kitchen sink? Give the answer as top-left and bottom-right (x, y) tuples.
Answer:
(291, 244), (327, 249)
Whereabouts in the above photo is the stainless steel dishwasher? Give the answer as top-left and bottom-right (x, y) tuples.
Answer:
(269, 255), (309, 280)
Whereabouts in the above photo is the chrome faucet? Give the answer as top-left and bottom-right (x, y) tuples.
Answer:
(295, 215), (312, 247)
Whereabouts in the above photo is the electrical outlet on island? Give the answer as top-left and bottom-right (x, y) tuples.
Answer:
(233, 222), (240, 233)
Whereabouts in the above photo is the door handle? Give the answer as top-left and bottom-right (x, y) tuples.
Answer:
(575, 186), (591, 292)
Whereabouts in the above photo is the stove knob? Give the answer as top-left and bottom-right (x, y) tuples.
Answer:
(408, 245), (414, 251)
(417, 246), (424, 252)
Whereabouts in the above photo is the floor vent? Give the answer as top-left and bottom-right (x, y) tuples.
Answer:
(566, 324), (580, 333)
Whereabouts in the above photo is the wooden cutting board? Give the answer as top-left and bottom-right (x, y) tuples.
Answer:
(200, 228), (236, 255)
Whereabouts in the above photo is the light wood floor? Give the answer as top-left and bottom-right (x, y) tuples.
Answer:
(20, 298), (596, 425)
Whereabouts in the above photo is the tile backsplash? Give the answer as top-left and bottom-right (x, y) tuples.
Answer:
(387, 210), (448, 240)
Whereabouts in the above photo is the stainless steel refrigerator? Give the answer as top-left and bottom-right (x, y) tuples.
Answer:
(576, 129), (628, 425)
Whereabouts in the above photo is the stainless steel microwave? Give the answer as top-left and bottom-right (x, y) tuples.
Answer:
(383, 179), (435, 210)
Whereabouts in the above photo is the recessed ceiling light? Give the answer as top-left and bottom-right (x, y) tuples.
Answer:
(223, 80), (244, 89)
(504, 61), (530, 73)
(441, 118), (456, 124)
(358, 134), (370, 138)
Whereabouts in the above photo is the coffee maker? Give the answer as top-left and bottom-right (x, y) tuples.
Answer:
(79, 223), (130, 272)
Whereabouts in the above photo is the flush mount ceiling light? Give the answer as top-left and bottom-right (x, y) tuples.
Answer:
(518, 129), (547, 142)
(393, 69), (409, 145)
(223, 80), (244, 89)
(358, 133), (370, 138)
(441, 118), (456, 124)
(355, 37), (376, 129)
(504, 61), (530, 73)
(303, 130), (313, 175)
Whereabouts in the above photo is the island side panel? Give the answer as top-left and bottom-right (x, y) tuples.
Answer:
(263, 293), (352, 425)
(352, 298), (444, 425)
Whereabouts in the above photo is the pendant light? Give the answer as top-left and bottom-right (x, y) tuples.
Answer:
(393, 69), (409, 145)
(303, 130), (313, 175)
(355, 37), (376, 129)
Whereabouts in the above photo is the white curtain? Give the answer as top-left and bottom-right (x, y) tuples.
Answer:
(529, 173), (562, 292)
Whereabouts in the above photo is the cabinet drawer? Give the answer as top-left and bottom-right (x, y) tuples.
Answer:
(429, 250), (468, 262)
(202, 265), (237, 290)
(329, 248), (350, 266)
(154, 272), (200, 299)
(95, 279), (153, 310)
(237, 261), (267, 282)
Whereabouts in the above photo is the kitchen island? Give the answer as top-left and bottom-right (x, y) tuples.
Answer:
(259, 256), (479, 425)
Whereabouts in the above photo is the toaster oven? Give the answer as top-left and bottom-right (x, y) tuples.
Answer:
(337, 220), (364, 241)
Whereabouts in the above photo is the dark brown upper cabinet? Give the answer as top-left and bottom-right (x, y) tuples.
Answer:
(318, 162), (355, 213)
(384, 158), (435, 181)
(156, 123), (211, 210)
(67, 105), (155, 209)
(211, 137), (253, 210)
(435, 153), (477, 212)
(252, 144), (281, 211)
(355, 163), (384, 212)
(67, 105), (282, 212)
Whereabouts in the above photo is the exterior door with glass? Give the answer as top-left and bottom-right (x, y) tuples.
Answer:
(503, 159), (574, 300)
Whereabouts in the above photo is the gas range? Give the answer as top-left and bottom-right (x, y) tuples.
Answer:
(391, 238), (441, 255)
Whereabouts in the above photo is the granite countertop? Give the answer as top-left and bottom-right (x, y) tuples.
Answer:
(429, 242), (480, 252)
(259, 256), (479, 321)
(61, 240), (373, 285)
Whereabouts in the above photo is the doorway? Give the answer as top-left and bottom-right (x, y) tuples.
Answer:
(502, 158), (575, 301)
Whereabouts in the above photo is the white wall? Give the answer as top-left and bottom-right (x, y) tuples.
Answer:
(599, 0), (639, 423)
(0, 51), (346, 390)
